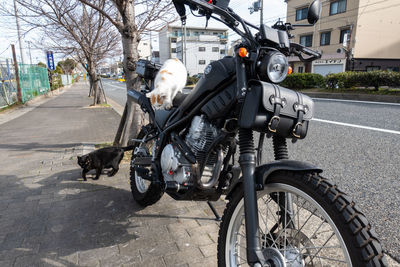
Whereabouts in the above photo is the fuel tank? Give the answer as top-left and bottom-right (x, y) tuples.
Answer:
(177, 56), (236, 113)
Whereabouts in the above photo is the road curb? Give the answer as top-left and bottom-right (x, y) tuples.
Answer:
(303, 92), (400, 103)
(107, 97), (124, 116)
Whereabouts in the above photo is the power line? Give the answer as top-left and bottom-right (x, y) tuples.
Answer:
(0, 45), (11, 57)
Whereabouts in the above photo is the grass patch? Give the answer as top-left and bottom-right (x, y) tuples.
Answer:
(88, 103), (112, 108)
(95, 142), (113, 149)
(0, 102), (22, 113)
(99, 103), (111, 107)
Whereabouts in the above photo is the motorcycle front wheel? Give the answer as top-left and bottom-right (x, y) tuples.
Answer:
(130, 129), (164, 207)
(217, 171), (387, 267)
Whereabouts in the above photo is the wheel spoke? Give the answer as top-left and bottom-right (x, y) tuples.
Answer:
(225, 181), (355, 267)
(302, 253), (347, 263)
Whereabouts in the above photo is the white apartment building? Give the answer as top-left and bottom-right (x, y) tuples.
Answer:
(138, 40), (151, 60)
(158, 25), (228, 76)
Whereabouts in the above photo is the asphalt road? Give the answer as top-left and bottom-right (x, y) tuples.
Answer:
(102, 79), (127, 106)
(102, 78), (400, 262)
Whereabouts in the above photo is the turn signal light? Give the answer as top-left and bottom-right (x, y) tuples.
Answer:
(288, 66), (293, 75)
(238, 47), (248, 58)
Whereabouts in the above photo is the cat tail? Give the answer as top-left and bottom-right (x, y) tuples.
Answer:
(121, 145), (135, 151)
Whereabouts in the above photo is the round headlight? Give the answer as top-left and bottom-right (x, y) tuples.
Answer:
(258, 51), (289, 83)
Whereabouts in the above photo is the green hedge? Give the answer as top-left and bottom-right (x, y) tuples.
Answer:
(187, 75), (200, 85)
(280, 73), (325, 89)
(326, 71), (400, 90)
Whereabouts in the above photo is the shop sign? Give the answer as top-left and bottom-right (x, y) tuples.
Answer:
(314, 59), (344, 65)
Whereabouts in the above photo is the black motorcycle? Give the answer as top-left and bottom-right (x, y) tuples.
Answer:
(127, 0), (387, 266)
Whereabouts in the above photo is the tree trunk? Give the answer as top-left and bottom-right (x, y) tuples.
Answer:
(115, 26), (145, 146)
(87, 60), (106, 105)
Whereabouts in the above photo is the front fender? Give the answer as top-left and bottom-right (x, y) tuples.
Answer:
(226, 160), (322, 200)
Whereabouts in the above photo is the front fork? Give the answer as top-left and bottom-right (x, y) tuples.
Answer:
(236, 55), (294, 266)
(236, 54), (266, 266)
(238, 128), (266, 266)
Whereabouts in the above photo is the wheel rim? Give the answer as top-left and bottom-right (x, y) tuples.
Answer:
(225, 183), (352, 267)
(133, 135), (154, 194)
(135, 170), (150, 193)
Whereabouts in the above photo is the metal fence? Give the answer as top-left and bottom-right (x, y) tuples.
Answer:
(18, 63), (50, 103)
(0, 60), (51, 107)
(0, 59), (17, 108)
(61, 74), (73, 86)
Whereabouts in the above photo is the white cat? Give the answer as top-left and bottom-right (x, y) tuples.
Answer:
(146, 58), (187, 110)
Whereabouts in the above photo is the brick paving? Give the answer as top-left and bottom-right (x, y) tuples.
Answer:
(0, 83), (226, 267)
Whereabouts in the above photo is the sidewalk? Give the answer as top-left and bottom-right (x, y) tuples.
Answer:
(0, 82), (224, 266)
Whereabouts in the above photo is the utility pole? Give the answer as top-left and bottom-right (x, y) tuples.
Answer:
(183, 25), (187, 66)
(149, 31), (153, 61)
(13, 0), (25, 64)
(27, 41), (33, 65)
(249, 0), (264, 25)
(11, 44), (22, 103)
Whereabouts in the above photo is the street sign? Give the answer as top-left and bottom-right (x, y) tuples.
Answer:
(46, 51), (55, 70)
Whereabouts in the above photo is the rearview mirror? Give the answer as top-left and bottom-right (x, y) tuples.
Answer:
(307, 0), (322, 25)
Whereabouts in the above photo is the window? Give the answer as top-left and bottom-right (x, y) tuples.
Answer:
(387, 67), (400, 72)
(366, 66), (380, 71)
(212, 47), (219, 52)
(171, 48), (176, 53)
(171, 38), (177, 43)
(300, 34), (313, 47)
(330, 0), (346, 15)
(340, 29), (350, 43)
(298, 66), (304, 73)
(296, 7), (308, 21)
(199, 47), (206, 52)
(213, 32), (219, 35)
(173, 30), (182, 37)
(199, 60), (206, 65)
(220, 49), (226, 55)
(194, 31), (200, 36)
(320, 32), (331, 46)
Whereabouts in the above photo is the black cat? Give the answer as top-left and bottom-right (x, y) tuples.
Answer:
(77, 146), (133, 181)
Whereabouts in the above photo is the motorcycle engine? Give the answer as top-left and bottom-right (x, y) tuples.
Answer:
(160, 115), (220, 185)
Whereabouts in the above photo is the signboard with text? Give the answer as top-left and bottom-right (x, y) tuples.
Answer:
(46, 51), (55, 70)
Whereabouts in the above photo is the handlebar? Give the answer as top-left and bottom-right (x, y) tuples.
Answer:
(290, 43), (321, 62)
(173, 0), (322, 62)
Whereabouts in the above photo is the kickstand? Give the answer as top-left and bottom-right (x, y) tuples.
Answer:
(207, 201), (221, 221)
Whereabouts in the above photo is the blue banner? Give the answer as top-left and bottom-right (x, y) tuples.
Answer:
(46, 51), (55, 70)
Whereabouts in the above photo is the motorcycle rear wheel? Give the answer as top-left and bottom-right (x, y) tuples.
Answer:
(130, 129), (164, 207)
(217, 171), (387, 267)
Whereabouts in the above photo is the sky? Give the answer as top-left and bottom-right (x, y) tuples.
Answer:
(0, 0), (288, 65)
(147, 0), (288, 51)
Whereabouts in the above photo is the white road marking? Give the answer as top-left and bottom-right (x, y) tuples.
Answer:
(103, 83), (126, 89)
(313, 98), (400, 106)
(313, 118), (400, 135)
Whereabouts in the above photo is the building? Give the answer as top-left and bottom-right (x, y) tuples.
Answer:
(286, 0), (400, 75)
(138, 40), (151, 60)
(158, 25), (228, 75)
(152, 51), (160, 64)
